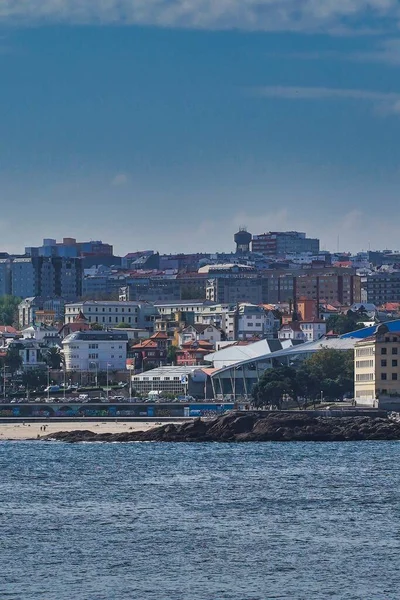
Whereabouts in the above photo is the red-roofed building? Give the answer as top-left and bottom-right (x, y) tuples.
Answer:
(130, 331), (168, 370)
(59, 311), (91, 339)
(176, 340), (214, 366)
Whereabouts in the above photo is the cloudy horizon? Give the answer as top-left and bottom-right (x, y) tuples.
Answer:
(1, 2), (400, 256)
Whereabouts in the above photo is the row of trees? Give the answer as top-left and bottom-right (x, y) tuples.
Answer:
(252, 348), (354, 408)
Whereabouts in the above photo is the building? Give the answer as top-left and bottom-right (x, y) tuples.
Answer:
(354, 324), (400, 406)
(25, 237), (113, 259)
(65, 300), (149, 328)
(299, 319), (327, 342)
(18, 297), (66, 329)
(278, 322), (306, 342)
(21, 323), (61, 345)
(62, 330), (128, 372)
(129, 332), (168, 371)
(179, 324), (222, 347)
(11, 257), (83, 300)
(131, 365), (209, 397)
(176, 340), (214, 366)
(59, 311), (91, 339)
(252, 231), (320, 256)
(362, 272), (400, 305)
(236, 303), (278, 340)
(295, 272), (361, 306)
(296, 298), (318, 321)
(206, 276), (267, 305)
(0, 258), (12, 295)
(234, 228), (252, 254)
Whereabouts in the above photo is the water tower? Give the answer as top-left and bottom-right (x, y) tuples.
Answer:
(234, 227), (252, 254)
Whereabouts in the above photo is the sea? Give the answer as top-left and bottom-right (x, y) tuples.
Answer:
(1, 441), (400, 600)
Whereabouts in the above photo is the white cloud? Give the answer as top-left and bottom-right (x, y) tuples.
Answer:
(111, 173), (129, 186)
(0, 0), (399, 33)
(255, 85), (400, 115)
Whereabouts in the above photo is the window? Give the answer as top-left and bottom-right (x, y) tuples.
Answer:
(393, 373), (398, 381)
(393, 348), (398, 355)
(381, 360), (387, 367)
(381, 373), (387, 380)
(382, 348), (387, 355)
(393, 360), (398, 367)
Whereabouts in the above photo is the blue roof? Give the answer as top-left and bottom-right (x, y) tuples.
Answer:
(340, 319), (400, 339)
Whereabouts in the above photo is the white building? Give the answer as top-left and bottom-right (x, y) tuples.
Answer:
(179, 324), (222, 347)
(236, 304), (278, 340)
(278, 322), (306, 342)
(65, 301), (143, 328)
(21, 324), (61, 345)
(131, 365), (208, 396)
(154, 300), (217, 319)
(299, 320), (327, 342)
(62, 331), (128, 372)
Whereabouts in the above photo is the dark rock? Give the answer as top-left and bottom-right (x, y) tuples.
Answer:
(41, 412), (400, 443)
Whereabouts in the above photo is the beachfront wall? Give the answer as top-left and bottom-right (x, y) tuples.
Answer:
(0, 402), (234, 420)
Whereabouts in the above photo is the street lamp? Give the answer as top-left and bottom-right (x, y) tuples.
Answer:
(106, 363), (111, 402)
(89, 361), (98, 387)
(47, 366), (50, 401)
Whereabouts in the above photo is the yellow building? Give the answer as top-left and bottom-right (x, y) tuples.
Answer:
(355, 324), (400, 406)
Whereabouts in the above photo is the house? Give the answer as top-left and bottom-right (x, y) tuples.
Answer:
(278, 322), (306, 342)
(59, 311), (91, 339)
(21, 324), (61, 347)
(129, 331), (168, 371)
(62, 330), (128, 372)
(299, 319), (327, 342)
(176, 340), (214, 366)
(178, 324), (222, 347)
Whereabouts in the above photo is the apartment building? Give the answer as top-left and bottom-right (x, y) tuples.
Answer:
(11, 256), (82, 300)
(62, 330), (128, 372)
(252, 231), (319, 256)
(65, 300), (146, 328)
(362, 272), (400, 305)
(354, 324), (400, 404)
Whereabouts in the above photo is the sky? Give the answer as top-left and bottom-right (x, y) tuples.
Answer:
(1, 1), (400, 255)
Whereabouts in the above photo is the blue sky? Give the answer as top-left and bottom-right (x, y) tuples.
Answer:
(1, 1), (400, 255)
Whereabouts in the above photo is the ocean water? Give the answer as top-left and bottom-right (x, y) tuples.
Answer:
(1, 441), (400, 600)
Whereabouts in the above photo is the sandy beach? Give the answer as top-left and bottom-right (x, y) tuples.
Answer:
(0, 421), (179, 441)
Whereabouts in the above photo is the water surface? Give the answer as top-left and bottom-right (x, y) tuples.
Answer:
(1, 441), (399, 599)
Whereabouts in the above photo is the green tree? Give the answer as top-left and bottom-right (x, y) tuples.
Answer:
(115, 322), (132, 328)
(22, 369), (47, 389)
(4, 344), (23, 374)
(167, 345), (177, 365)
(252, 366), (296, 409)
(0, 295), (21, 327)
(90, 323), (103, 331)
(326, 310), (369, 335)
(252, 349), (355, 406)
(43, 347), (62, 370)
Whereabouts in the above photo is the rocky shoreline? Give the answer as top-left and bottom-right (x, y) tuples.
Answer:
(42, 412), (400, 443)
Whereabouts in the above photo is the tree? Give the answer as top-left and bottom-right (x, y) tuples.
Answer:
(252, 366), (296, 408)
(115, 322), (132, 328)
(326, 310), (368, 335)
(167, 345), (178, 365)
(4, 344), (23, 374)
(22, 369), (47, 389)
(0, 295), (21, 327)
(252, 349), (355, 406)
(43, 347), (62, 370)
(90, 323), (103, 331)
